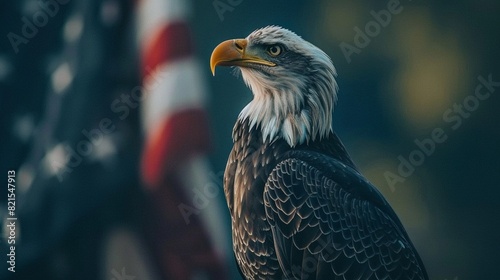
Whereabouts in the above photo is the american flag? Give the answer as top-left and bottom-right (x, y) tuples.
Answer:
(137, 0), (229, 278)
(0, 0), (229, 279)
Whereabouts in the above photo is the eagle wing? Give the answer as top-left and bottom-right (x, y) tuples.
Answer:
(264, 150), (428, 280)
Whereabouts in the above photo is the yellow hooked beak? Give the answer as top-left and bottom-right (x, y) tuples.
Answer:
(210, 39), (276, 75)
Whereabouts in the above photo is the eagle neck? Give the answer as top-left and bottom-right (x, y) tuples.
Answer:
(237, 67), (336, 148)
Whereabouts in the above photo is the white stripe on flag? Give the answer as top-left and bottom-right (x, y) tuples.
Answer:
(136, 0), (191, 49)
(141, 57), (208, 133)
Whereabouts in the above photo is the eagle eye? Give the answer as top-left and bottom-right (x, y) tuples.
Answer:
(267, 45), (283, 57)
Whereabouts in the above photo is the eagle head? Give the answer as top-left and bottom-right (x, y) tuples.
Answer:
(211, 26), (338, 147)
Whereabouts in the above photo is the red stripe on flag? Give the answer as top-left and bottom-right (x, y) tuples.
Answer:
(141, 108), (211, 188)
(142, 21), (194, 77)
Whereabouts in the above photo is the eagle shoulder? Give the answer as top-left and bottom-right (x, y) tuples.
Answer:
(263, 150), (429, 279)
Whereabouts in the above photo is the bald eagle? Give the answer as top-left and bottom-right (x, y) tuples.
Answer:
(210, 26), (428, 280)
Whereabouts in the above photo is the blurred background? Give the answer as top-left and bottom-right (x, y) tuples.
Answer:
(1, 0), (499, 279)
